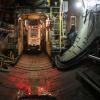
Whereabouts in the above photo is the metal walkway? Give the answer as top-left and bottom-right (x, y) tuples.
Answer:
(0, 53), (97, 100)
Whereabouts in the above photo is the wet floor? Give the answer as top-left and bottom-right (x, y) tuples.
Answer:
(0, 53), (97, 100)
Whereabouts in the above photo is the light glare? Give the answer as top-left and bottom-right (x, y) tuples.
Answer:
(76, 2), (82, 8)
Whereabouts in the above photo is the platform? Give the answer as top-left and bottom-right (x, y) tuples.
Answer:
(0, 53), (98, 100)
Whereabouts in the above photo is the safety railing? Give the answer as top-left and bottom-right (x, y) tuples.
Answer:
(50, 0), (65, 52)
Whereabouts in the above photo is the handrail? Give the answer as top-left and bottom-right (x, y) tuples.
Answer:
(88, 55), (100, 61)
(59, 0), (63, 52)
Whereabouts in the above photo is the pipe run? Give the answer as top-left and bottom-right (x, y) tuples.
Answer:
(88, 55), (100, 61)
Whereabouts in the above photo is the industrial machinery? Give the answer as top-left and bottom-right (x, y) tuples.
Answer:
(16, 0), (100, 69)
(18, 13), (47, 54)
(25, 19), (42, 51)
(0, 21), (18, 72)
(1, 0), (100, 70)
(53, 0), (100, 69)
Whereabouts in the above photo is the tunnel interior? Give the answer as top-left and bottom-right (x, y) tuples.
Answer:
(17, 13), (47, 53)
(0, 0), (100, 100)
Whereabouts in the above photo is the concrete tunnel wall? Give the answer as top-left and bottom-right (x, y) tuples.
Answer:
(60, 6), (100, 63)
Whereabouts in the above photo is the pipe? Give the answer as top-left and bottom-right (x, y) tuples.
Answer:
(78, 71), (100, 94)
(55, 5), (100, 68)
(88, 55), (100, 61)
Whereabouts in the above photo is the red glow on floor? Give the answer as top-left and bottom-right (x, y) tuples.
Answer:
(46, 80), (50, 92)
(10, 76), (17, 82)
(9, 76), (52, 96)
(16, 83), (28, 89)
(27, 87), (31, 96)
(9, 76), (32, 96)
(16, 83), (32, 96)
(37, 86), (42, 96)
(37, 86), (47, 95)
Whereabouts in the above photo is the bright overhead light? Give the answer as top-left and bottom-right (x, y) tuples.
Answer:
(76, 2), (82, 8)
(87, 1), (96, 7)
(83, 0), (100, 9)
(18, 17), (21, 21)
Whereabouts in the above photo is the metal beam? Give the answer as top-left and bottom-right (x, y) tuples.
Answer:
(88, 55), (100, 61)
